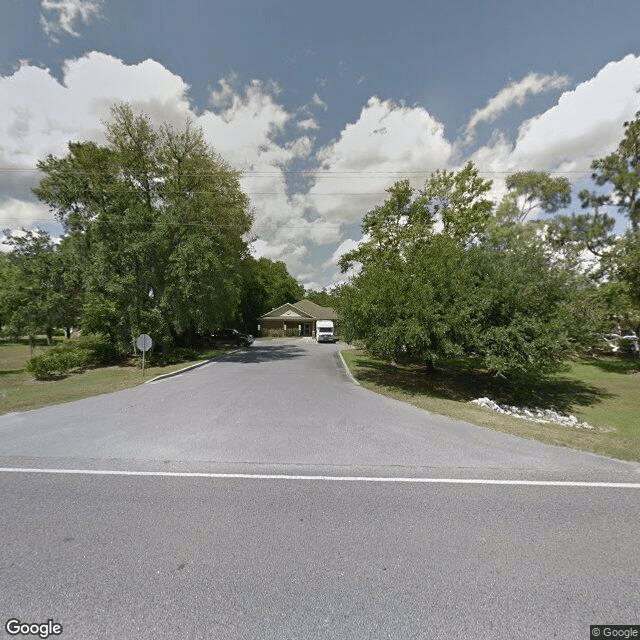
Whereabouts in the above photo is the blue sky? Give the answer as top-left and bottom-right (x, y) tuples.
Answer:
(1, 0), (640, 287)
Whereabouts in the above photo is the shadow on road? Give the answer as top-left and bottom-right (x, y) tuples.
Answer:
(221, 343), (307, 363)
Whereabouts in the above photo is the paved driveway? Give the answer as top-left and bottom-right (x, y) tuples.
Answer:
(1, 339), (639, 639)
(1, 338), (638, 479)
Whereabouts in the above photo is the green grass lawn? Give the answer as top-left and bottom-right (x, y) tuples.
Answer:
(0, 339), (229, 415)
(341, 348), (640, 462)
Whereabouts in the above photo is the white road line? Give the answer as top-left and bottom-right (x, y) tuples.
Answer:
(0, 467), (639, 488)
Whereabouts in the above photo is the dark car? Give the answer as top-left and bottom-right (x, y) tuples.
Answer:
(210, 328), (254, 348)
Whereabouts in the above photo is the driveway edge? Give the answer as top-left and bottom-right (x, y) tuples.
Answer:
(338, 349), (361, 386)
(145, 350), (241, 384)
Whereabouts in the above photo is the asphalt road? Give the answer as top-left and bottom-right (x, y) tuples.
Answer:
(1, 338), (639, 639)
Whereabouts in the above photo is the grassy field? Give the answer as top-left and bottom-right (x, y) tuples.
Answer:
(0, 338), (228, 415)
(341, 348), (640, 462)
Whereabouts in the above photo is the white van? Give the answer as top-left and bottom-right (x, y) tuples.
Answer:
(316, 320), (335, 343)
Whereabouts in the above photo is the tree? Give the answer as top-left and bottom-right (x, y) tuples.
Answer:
(0, 251), (20, 336)
(34, 103), (252, 350)
(338, 164), (596, 376)
(0, 229), (67, 351)
(549, 206), (617, 259)
(304, 288), (338, 308)
(497, 170), (571, 223)
(338, 164), (494, 366)
(590, 111), (640, 233)
(584, 113), (640, 326)
(239, 256), (304, 330)
(616, 231), (640, 309)
(469, 224), (603, 374)
(0, 253), (11, 329)
(421, 162), (494, 242)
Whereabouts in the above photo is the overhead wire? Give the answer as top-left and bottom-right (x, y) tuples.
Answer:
(0, 166), (603, 230)
(0, 167), (594, 176)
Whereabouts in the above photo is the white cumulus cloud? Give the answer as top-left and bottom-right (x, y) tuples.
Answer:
(464, 71), (569, 143)
(0, 199), (52, 233)
(301, 96), (453, 233)
(470, 54), (640, 176)
(2, 50), (640, 287)
(311, 93), (328, 111)
(0, 54), (313, 271)
(298, 118), (319, 131)
(322, 237), (361, 269)
(40, 0), (102, 41)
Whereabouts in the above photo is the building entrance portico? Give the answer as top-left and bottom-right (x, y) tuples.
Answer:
(259, 300), (338, 338)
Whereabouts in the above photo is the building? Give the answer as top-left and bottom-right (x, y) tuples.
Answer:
(258, 299), (338, 337)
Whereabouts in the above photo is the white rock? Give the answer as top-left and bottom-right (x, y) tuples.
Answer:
(470, 397), (596, 431)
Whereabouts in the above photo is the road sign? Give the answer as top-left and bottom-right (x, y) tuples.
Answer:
(136, 334), (152, 352)
(136, 334), (152, 377)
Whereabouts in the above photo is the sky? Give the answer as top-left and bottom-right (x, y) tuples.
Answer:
(1, 0), (640, 288)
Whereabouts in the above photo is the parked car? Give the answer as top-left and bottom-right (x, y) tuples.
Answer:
(601, 332), (639, 354)
(620, 333), (640, 353)
(209, 328), (254, 347)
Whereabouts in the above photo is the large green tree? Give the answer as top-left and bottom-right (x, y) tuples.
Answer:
(338, 165), (493, 366)
(338, 165), (596, 376)
(34, 104), (252, 350)
(239, 256), (304, 331)
(0, 229), (73, 350)
(575, 112), (640, 326)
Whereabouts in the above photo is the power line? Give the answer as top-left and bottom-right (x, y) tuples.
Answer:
(0, 218), (346, 229)
(0, 167), (595, 176)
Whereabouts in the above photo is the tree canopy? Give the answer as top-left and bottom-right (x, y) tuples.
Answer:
(28, 104), (255, 350)
(0, 104), (307, 352)
(337, 162), (604, 377)
(497, 171), (571, 223)
(239, 256), (304, 330)
(590, 111), (640, 233)
(0, 229), (71, 348)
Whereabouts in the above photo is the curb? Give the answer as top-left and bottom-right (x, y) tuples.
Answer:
(144, 349), (241, 384)
(338, 349), (360, 386)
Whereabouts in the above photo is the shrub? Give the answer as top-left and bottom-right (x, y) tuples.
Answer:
(26, 334), (124, 379)
(617, 338), (640, 358)
(138, 347), (199, 368)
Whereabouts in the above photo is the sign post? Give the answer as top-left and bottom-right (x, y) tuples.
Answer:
(136, 334), (153, 376)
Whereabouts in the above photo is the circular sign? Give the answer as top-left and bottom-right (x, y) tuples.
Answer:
(136, 334), (153, 352)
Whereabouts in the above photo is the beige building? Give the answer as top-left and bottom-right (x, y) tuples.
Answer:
(259, 299), (338, 337)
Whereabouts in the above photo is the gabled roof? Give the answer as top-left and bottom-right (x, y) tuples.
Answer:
(259, 303), (315, 320)
(259, 299), (338, 321)
(292, 299), (338, 320)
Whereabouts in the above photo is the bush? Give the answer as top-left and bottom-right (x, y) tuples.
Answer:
(26, 334), (123, 379)
(137, 347), (199, 368)
(617, 338), (640, 358)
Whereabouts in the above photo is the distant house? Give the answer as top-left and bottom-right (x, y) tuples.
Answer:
(259, 299), (338, 337)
